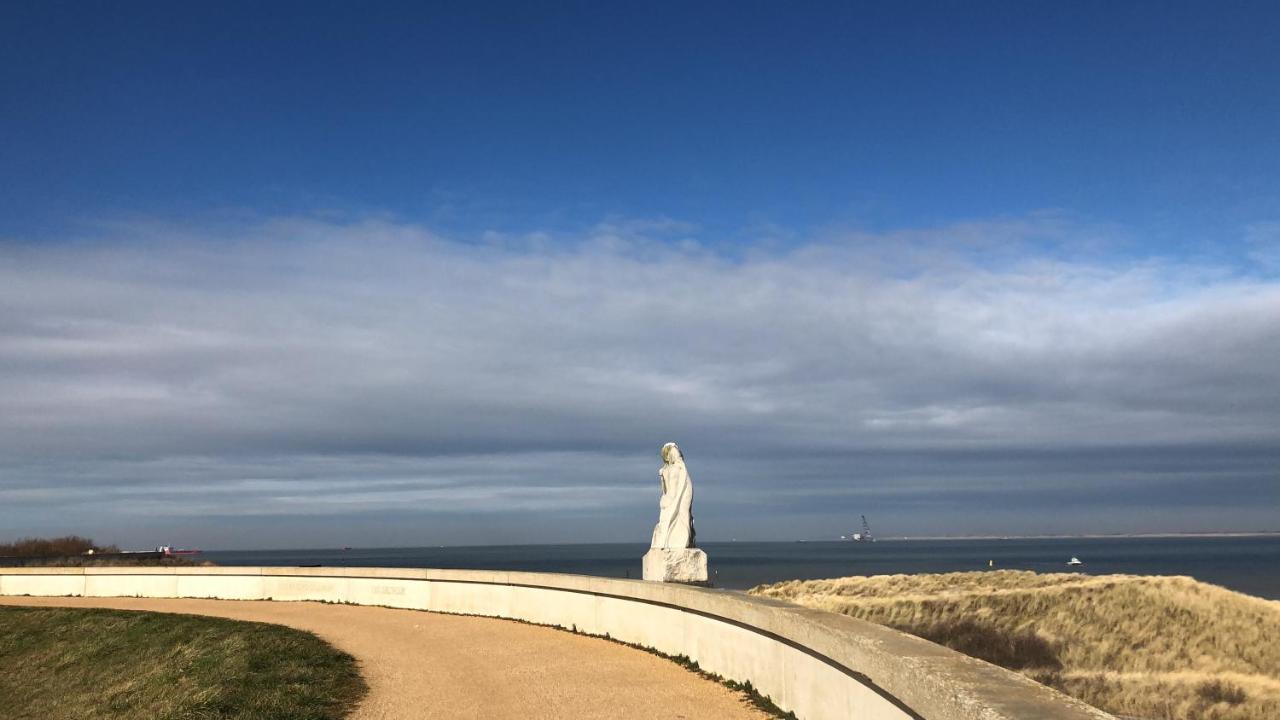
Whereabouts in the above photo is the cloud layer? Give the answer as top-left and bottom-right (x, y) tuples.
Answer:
(2, 216), (1278, 547)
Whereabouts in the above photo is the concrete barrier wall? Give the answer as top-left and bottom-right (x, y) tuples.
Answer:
(0, 566), (1111, 720)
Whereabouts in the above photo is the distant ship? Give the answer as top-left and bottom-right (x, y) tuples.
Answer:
(1067, 556), (1084, 566)
(159, 545), (201, 557)
(841, 515), (875, 542)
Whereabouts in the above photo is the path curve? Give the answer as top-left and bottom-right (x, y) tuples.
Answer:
(1, 596), (769, 720)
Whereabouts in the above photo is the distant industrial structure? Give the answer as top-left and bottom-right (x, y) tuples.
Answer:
(841, 515), (875, 542)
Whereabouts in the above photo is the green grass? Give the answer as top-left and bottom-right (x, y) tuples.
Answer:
(0, 606), (366, 720)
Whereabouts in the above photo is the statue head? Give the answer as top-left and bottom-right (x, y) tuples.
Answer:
(661, 442), (683, 465)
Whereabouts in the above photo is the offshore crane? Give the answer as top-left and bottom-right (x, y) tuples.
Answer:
(841, 515), (875, 542)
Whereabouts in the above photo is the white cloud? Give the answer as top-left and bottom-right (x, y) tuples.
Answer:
(1, 214), (1278, 543)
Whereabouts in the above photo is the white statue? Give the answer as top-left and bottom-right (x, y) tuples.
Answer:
(642, 442), (708, 583)
(651, 442), (696, 549)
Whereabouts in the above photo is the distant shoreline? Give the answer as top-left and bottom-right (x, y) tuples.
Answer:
(196, 532), (1280, 553)
(877, 531), (1280, 541)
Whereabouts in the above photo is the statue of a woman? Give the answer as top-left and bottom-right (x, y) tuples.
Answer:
(651, 442), (696, 549)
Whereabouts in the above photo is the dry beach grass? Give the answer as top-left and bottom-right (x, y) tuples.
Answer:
(751, 570), (1280, 720)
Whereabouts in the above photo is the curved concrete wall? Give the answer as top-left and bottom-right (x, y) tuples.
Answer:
(0, 566), (1110, 720)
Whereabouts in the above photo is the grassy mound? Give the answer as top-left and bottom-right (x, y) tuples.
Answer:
(0, 606), (365, 720)
(751, 570), (1280, 720)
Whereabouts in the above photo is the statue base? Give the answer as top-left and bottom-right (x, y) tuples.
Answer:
(642, 548), (709, 584)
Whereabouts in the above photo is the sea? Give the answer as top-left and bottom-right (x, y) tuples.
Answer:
(203, 535), (1280, 600)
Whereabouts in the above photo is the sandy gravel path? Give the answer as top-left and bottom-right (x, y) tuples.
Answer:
(1, 595), (769, 720)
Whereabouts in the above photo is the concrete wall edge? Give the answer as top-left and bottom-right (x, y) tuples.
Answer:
(0, 566), (1111, 720)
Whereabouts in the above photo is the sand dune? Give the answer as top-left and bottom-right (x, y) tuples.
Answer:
(752, 570), (1280, 720)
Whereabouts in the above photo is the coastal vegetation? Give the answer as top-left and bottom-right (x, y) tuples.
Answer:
(0, 535), (204, 567)
(0, 606), (365, 719)
(751, 570), (1280, 720)
(0, 535), (118, 557)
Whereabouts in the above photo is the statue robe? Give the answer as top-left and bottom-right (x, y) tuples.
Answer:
(651, 444), (696, 549)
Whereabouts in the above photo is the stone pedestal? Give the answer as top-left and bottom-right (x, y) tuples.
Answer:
(642, 548), (709, 584)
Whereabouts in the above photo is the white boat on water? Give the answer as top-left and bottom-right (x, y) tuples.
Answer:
(1067, 556), (1084, 566)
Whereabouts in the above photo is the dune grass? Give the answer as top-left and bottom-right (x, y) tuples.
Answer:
(0, 606), (365, 720)
(751, 570), (1280, 720)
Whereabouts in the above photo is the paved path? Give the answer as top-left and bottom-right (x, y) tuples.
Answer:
(1, 596), (769, 720)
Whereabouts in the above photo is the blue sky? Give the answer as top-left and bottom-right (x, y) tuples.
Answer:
(1, 3), (1278, 547)
(4, 1), (1278, 246)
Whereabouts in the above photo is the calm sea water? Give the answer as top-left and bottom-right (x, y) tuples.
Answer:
(203, 535), (1280, 599)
